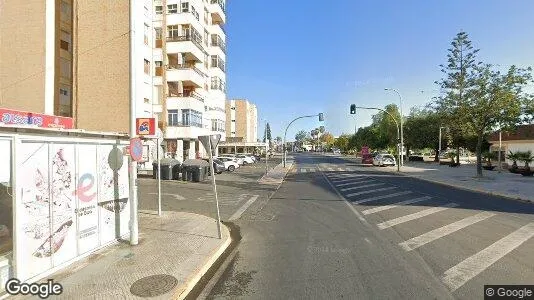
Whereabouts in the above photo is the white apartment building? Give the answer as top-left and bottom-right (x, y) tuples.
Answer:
(151, 0), (227, 162)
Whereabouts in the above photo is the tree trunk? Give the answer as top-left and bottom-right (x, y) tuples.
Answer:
(406, 145), (410, 162)
(476, 133), (483, 177)
(434, 146), (440, 162)
(456, 145), (460, 166)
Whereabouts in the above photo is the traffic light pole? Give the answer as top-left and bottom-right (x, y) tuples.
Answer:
(351, 106), (400, 172)
(283, 113), (324, 168)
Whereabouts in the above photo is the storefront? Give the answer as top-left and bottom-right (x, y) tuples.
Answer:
(0, 125), (131, 296)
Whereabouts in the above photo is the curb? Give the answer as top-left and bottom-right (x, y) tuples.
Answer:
(257, 161), (294, 185)
(175, 223), (232, 300)
(338, 157), (534, 205)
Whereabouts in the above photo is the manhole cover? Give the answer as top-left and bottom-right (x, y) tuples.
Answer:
(130, 274), (178, 297)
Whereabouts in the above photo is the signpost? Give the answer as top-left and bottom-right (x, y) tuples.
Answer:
(199, 134), (222, 239)
(129, 138), (144, 162)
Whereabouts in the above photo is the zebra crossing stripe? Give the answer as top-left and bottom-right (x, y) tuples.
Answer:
(352, 191), (413, 204)
(336, 179), (372, 187)
(340, 183), (385, 192)
(399, 212), (495, 251)
(346, 187), (397, 197)
(441, 222), (534, 292)
(361, 196), (432, 215)
(301, 169), (307, 173)
(330, 177), (367, 184)
(377, 203), (459, 230)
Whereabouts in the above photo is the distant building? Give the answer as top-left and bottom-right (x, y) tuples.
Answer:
(488, 124), (534, 168)
(219, 99), (266, 154)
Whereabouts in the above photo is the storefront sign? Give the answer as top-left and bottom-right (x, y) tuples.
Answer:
(0, 108), (74, 129)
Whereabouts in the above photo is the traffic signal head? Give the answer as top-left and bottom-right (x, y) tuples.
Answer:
(350, 104), (356, 114)
(318, 113), (324, 122)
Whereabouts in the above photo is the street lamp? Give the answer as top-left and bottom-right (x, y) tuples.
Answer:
(351, 105), (400, 172)
(439, 126), (447, 158)
(385, 88), (404, 166)
(283, 113), (324, 167)
(262, 119), (269, 174)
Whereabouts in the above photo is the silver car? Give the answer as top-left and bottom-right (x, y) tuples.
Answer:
(372, 154), (396, 166)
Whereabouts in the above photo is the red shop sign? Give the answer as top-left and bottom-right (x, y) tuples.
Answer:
(0, 108), (74, 129)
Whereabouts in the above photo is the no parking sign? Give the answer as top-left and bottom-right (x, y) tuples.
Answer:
(130, 138), (143, 162)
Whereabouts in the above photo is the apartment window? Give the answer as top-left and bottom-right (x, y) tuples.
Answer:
(181, 2), (189, 13)
(144, 23), (149, 45)
(144, 59), (150, 74)
(182, 109), (202, 127)
(210, 76), (225, 91)
(58, 86), (71, 117)
(144, 98), (150, 103)
(167, 25), (179, 39)
(211, 119), (225, 132)
(155, 5), (163, 14)
(167, 4), (178, 14)
(168, 110), (179, 126)
(204, 8), (209, 24)
(155, 27), (162, 39)
(211, 55), (225, 71)
(59, 58), (71, 79)
(155, 61), (162, 67)
(231, 132), (236, 134)
(231, 107), (235, 110)
(231, 120), (235, 122)
(60, 30), (71, 52)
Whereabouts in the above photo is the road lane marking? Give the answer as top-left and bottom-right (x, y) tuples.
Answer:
(228, 195), (259, 221)
(353, 191), (413, 204)
(441, 222), (534, 292)
(336, 180), (372, 187)
(377, 203), (459, 229)
(362, 196), (432, 215)
(301, 168), (307, 173)
(330, 174), (366, 180)
(399, 212), (495, 251)
(148, 192), (185, 200)
(364, 238), (372, 245)
(346, 186), (397, 197)
(320, 168), (370, 227)
(340, 183), (385, 192)
(330, 177), (367, 184)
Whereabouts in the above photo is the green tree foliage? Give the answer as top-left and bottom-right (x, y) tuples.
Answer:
(295, 130), (309, 147)
(404, 107), (443, 161)
(334, 135), (350, 151)
(263, 123), (272, 144)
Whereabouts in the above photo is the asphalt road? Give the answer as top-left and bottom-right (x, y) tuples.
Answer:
(205, 153), (534, 299)
(138, 158), (282, 221)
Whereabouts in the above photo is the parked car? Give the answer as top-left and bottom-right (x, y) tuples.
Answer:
(236, 154), (255, 165)
(217, 157), (241, 171)
(373, 153), (396, 166)
(219, 155), (245, 165)
(243, 153), (258, 162)
(332, 148), (341, 155)
(202, 158), (225, 175)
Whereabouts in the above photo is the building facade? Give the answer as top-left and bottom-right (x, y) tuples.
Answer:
(154, 0), (227, 161)
(219, 99), (264, 154)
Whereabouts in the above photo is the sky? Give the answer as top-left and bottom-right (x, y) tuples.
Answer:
(225, 1), (534, 142)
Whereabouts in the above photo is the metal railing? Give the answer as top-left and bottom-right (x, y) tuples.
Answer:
(167, 91), (205, 103)
(166, 64), (208, 78)
(166, 32), (207, 54)
(210, 0), (226, 12)
(211, 36), (226, 53)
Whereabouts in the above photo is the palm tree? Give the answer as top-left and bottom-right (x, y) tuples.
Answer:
(518, 150), (534, 169)
(482, 151), (497, 167)
(446, 152), (457, 164)
(506, 151), (519, 170)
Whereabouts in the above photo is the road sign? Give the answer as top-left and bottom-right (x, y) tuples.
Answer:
(130, 138), (143, 161)
(136, 118), (155, 136)
(199, 134), (221, 155)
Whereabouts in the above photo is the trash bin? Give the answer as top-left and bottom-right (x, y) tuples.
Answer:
(182, 159), (210, 182)
(153, 158), (180, 180)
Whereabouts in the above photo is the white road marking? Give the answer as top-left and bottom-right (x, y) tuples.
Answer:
(336, 179), (372, 187)
(441, 222), (534, 292)
(353, 191), (413, 204)
(364, 238), (372, 245)
(399, 212), (495, 251)
(148, 192), (185, 200)
(330, 178), (367, 184)
(377, 203), (459, 229)
(330, 174), (366, 180)
(327, 167), (335, 171)
(337, 167), (347, 171)
(301, 168), (307, 173)
(340, 183), (385, 192)
(362, 196), (432, 215)
(229, 195), (259, 221)
(345, 186), (397, 197)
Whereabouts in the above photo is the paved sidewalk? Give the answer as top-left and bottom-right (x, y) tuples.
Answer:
(16, 211), (230, 300)
(350, 159), (534, 203)
(257, 158), (293, 185)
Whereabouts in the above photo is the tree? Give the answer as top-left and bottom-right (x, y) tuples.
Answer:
(334, 135), (350, 152)
(295, 130), (309, 147)
(275, 136), (282, 145)
(263, 122), (272, 145)
(435, 31), (481, 166)
(404, 108), (443, 161)
(319, 132), (335, 147)
(435, 32), (533, 177)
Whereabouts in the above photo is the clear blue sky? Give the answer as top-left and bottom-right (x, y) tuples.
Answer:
(225, 1), (534, 141)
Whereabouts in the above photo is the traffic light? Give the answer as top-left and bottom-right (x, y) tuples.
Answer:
(318, 113), (324, 122)
(350, 104), (356, 114)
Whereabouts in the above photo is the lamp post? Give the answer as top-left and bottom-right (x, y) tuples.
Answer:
(263, 119), (268, 174)
(351, 105), (400, 172)
(498, 130), (502, 173)
(283, 113), (324, 167)
(439, 126), (447, 158)
(385, 88), (404, 166)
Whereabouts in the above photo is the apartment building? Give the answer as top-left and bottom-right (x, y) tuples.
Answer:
(219, 99), (263, 154)
(153, 0), (227, 161)
(0, 0), (155, 133)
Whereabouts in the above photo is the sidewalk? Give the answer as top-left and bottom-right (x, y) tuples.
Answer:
(257, 158), (294, 185)
(16, 211), (231, 300)
(352, 159), (534, 203)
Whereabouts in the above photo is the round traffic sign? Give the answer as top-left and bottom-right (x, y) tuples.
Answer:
(130, 138), (143, 162)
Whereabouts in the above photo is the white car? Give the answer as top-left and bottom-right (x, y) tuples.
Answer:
(236, 154), (255, 165)
(373, 153), (396, 166)
(217, 157), (240, 172)
(218, 156), (245, 166)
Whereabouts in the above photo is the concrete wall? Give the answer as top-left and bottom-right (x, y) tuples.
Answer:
(0, 0), (47, 113)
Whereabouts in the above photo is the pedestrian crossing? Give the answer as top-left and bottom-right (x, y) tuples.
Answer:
(291, 166), (358, 173)
(320, 167), (534, 293)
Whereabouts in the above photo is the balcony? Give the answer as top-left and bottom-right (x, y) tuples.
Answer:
(166, 64), (206, 88)
(211, 35), (226, 54)
(166, 34), (207, 61)
(210, 23), (226, 37)
(210, 56), (226, 72)
(167, 91), (206, 112)
(210, 0), (226, 25)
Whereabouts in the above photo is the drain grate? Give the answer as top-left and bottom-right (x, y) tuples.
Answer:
(130, 274), (178, 298)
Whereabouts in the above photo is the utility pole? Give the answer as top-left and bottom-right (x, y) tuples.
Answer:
(161, 0), (168, 148)
(129, 0), (139, 246)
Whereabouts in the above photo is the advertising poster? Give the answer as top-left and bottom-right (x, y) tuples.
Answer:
(48, 144), (77, 267)
(16, 142), (52, 281)
(98, 144), (129, 245)
(76, 145), (99, 254)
